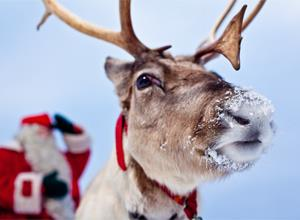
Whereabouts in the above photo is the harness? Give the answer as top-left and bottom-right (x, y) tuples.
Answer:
(115, 114), (199, 219)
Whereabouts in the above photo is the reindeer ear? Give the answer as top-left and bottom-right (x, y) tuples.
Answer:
(105, 57), (133, 108)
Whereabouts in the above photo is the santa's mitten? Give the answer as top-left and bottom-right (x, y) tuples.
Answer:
(43, 171), (68, 200)
(53, 113), (83, 134)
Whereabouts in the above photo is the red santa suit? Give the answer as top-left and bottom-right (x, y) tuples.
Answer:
(0, 114), (91, 219)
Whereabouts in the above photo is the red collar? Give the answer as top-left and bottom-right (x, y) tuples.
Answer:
(115, 114), (198, 219)
(115, 114), (128, 171)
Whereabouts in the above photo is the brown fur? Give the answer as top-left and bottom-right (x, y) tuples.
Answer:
(105, 56), (236, 195)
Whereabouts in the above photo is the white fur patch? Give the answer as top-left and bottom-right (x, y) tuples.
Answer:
(0, 140), (22, 152)
(14, 172), (43, 214)
(63, 132), (91, 153)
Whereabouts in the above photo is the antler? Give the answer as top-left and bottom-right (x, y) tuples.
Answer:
(208, 0), (237, 43)
(37, 0), (168, 58)
(194, 0), (267, 70)
(242, 0), (266, 31)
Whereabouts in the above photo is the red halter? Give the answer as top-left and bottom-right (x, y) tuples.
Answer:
(115, 114), (128, 171)
(115, 114), (198, 219)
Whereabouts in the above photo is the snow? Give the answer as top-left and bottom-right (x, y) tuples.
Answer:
(160, 142), (167, 151)
(204, 147), (252, 172)
(223, 87), (275, 115)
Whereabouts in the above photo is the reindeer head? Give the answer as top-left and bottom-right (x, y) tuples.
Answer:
(38, 0), (274, 194)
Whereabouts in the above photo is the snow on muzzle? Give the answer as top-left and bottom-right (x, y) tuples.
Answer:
(205, 88), (275, 172)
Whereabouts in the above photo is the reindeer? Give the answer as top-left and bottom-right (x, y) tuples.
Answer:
(37, 0), (274, 219)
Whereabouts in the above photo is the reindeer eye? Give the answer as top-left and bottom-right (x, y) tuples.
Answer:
(136, 74), (153, 90)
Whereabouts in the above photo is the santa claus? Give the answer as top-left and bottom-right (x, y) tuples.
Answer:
(0, 113), (91, 219)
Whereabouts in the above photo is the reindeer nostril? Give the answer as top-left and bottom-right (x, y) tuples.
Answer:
(226, 111), (250, 126)
(233, 115), (250, 125)
(247, 130), (260, 142)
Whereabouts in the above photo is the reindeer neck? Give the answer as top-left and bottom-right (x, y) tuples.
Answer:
(115, 114), (199, 219)
(117, 113), (198, 195)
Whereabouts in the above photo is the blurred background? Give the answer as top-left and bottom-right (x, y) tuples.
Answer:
(1, 0), (299, 219)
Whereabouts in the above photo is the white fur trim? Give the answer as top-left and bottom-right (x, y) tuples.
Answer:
(14, 172), (43, 214)
(1, 140), (22, 152)
(64, 132), (91, 153)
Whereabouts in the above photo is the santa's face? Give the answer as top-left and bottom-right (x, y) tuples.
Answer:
(16, 125), (57, 152)
(36, 126), (53, 139)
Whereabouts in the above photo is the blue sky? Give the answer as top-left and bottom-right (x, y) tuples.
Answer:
(1, 0), (299, 219)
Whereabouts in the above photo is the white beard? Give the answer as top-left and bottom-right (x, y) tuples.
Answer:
(16, 125), (75, 220)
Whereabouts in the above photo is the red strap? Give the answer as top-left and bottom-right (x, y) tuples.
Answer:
(116, 114), (127, 171)
(157, 184), (185, 205)
(115, 114), (198, 218)
(184, 190), (198, 219)
(157, 183), (198, 219)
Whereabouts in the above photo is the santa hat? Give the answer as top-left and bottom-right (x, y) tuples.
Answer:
(21, 113), (52, 128)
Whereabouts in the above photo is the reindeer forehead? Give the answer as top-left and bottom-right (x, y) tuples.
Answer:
(159, 59), (206, 74)
(132, 58), (206, 77)
(157, 58), (217, 83)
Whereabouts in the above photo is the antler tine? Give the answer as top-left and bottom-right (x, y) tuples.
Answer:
(242, 0), (266, 31)
(37, 10), (52, 31)
(37, 0), (150, 58)
(194, 0), (267, 69)
(209, 0), (237, 41)
(206, 0), (266, 43)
